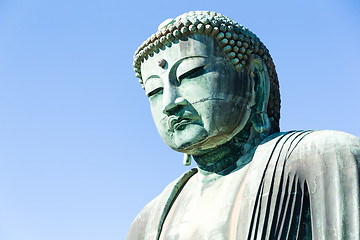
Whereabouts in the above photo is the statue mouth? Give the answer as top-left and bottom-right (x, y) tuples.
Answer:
(168, 112), (200, 132)
(173, 119), (192, 131)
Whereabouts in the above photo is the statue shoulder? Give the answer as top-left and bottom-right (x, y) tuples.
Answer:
(127, 168), (198, 240)
(301, 130), (359, 147)
(291, 130), (360, 157)
(282, 130), (360, 179)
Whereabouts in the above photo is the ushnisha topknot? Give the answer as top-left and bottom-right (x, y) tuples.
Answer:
(133, 11), (280, 132)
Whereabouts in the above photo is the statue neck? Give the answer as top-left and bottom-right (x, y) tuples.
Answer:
(193, 125), (269, 174)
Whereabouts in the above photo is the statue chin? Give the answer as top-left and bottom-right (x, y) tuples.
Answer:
(160, 123), (209, 155)
(162, 122), (251, 156)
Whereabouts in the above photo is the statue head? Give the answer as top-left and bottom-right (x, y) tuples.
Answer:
(133, 11), (280, 156)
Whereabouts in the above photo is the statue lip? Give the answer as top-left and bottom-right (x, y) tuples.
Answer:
(168, 112), (200, 132)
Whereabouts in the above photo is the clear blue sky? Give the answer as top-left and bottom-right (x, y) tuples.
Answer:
(0, 0), (359, 239)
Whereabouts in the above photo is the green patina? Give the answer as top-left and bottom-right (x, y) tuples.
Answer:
(127, 11), (360, 240)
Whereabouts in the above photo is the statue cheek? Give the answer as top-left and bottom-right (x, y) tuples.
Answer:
(149, 97), (165, 119)
(154, 118), (172, 144)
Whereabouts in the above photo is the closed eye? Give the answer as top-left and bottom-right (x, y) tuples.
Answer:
(178, 65), (206, 81)
(147, 87), (163, 97)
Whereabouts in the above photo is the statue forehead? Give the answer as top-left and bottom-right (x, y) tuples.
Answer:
(141, 35), (222, 78)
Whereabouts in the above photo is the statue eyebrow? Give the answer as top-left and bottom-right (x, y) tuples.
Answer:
(173, 55), (226, 69)
(143, 56), (212, 84)
(173, 55), (209, 65)
(174, 56), (211, 80)
(144, 75), (160, 84)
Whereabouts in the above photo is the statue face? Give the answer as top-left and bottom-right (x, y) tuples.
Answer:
(141, 35), (255, 155)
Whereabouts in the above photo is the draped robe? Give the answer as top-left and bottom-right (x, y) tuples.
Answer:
(127, 130), (360, 239)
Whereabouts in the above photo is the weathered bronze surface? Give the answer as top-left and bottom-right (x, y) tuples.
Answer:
(128, 11), (360, 239)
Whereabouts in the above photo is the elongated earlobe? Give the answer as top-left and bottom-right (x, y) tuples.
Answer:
(183, 154), (191, 166)
(253, 111), (271, 133)
(248, 55), (271, 134)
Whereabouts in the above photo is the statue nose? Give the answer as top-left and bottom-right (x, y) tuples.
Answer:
(162, 97), (188, 115)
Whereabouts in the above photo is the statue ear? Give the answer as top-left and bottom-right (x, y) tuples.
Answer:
(247, 54), (271, 133)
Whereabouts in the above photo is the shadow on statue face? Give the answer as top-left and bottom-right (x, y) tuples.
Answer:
(141, 34), (255, 156)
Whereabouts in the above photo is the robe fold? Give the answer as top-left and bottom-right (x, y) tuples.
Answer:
(127, 130), (360, 239)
